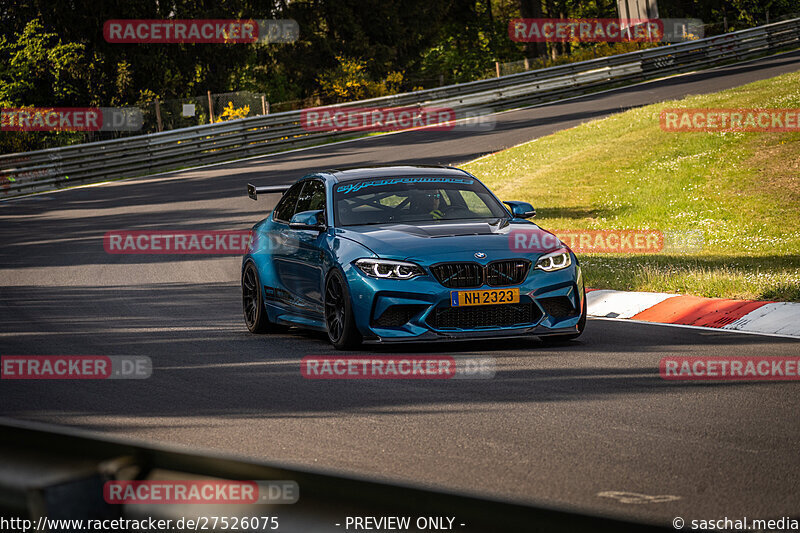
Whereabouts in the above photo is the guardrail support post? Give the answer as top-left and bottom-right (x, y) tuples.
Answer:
(155, 98), (163, 132)
(261, 95), (269, 115)
(207, 90), (215, 123)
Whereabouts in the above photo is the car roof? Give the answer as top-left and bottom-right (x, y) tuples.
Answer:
(322, 165), (471, 182)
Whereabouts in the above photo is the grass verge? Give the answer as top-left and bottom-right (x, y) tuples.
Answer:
(463, 70), (800, 301)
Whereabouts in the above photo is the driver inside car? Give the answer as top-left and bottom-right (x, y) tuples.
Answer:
(410, 191), (445, 220)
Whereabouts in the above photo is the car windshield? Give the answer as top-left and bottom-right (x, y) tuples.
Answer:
(334, 176), (509, 226)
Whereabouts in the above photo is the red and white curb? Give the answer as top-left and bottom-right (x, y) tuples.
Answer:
(587, 289), (800, 338)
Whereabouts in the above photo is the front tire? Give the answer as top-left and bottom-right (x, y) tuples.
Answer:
(324, 269), (362, 350)
(242, 262), (272, 333)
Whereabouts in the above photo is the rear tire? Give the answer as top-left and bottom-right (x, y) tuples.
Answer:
(324, 269), (362, 350)
(242, 262), (272, 334)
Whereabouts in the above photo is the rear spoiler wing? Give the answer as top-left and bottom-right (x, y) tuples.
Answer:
(247, 183), (290, 200)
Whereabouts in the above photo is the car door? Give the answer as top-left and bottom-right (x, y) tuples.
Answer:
(272, 179), (326, 318)
(265, 181), (303, 313)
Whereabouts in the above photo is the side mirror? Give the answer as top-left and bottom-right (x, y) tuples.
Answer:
(503, 201), (536, 219)
(289, 209), (326, 231)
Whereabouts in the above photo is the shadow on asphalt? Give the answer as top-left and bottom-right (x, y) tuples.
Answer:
(1, 282), (798, 428)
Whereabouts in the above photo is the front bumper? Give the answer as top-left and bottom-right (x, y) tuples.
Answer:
(345, 261), (585, 343)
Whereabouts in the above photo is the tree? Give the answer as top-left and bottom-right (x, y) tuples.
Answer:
(317, 56), (403, 102)
(0, 19), (94, 153)
(0, 19), (94, 106)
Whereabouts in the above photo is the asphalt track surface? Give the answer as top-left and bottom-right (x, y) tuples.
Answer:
(2, 51), (800, 527)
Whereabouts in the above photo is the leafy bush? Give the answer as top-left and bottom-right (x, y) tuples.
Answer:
(317, 56), (403, 102)
(215, 101), (251, 122)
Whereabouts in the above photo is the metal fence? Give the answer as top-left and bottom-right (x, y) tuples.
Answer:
(1, 17), (799, 199)
(143, 91), (269, 134)
(480, 13), (798, 80)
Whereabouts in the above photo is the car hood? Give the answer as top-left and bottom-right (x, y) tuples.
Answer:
(336, 219), (563, 262)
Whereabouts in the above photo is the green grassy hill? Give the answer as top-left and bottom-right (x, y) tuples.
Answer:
(463, 71), (800, 301)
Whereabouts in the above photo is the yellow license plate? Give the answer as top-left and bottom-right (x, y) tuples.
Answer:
(450, 288), (519, 307)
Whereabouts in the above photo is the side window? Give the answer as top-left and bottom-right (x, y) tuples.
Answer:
(272, 182), (303, 222)
(294, 179), (326, 216)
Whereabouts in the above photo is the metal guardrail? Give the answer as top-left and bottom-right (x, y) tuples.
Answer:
(1, 18), (799, 199)
(0, 418), (670, 532)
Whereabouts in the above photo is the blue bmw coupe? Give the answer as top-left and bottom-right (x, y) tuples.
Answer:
(242, 165), (586, 349)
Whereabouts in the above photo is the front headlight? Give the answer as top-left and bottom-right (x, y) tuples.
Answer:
(355, 258), (425, 279)
(535, 248), (572, 272)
